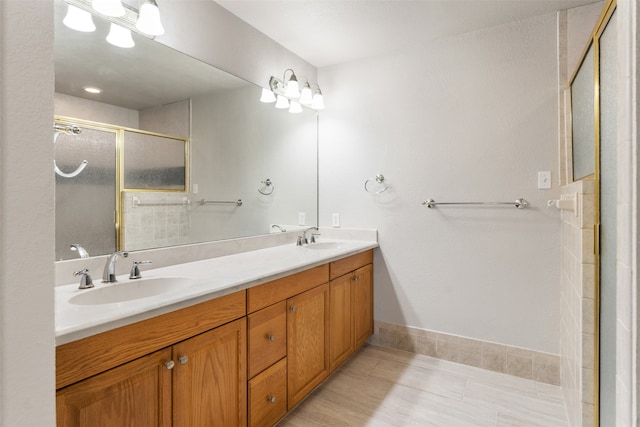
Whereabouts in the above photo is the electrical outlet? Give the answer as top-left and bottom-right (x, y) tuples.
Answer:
(298, 212), (306, 225)
(332, 213), (340, 227)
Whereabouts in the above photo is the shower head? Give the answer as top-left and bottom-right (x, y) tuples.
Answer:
(53, 123), (81, 135)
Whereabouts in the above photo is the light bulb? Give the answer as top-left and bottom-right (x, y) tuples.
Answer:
(92, 0), (125, 17)
(289, 101), (303, 114)
(311, 92), (325, 110)
(260, 88), (276, 103)
(136, 1), (165, 36)
(106, 23), (135, 48)
(63, 5), (96, 32)
(284, 72), (300, 98)
(275, 95), (289, 109)
(299, 83), (312, 105)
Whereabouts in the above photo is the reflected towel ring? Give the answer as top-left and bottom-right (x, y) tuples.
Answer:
(258, 178), (275, 195)
(364, 174), (389, 194)
(53, 124), (88, 178)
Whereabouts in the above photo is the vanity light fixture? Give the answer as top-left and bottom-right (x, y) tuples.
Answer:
(260, 68), (325, 113)
(289, 101), (303, 114)
(91, 0), (125, 17)
(63, 0), (166, 48)
(136, 0), (165, 36)
(106, 23), (135, 48)
(63, 4), (96, 32)
(275, 95), (290, 109)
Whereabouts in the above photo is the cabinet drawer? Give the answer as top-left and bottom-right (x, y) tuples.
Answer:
(247, 264), (329, 313)
(330, 250), (373, 280)
(248, 301), (287, 378)
(248, 358), (287, 427)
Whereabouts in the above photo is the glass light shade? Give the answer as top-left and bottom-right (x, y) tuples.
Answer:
(136, 2), (165, 36)
(311, 93), (325, 110)
(275, 95), (289, 109)
(284, 78), (300, 98)
(63, 5), (96, 32)
(289, 101), (303, 114)
(106, 23), (135, 48)
(92, 0), (125, 17)
(260, 88), (276, 103)
(299, 84), (313, 105)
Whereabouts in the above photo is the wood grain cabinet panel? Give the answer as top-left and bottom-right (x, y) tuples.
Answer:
(287, 283), (330, 409)
(173, 318), (247, 427)
(353, 264), (373, 349)
(56, 348), (172, 427)
(329, 273), (354, 371)
(248, 358), (287, 427)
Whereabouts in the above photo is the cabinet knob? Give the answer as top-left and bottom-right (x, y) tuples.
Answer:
(164, 360), (175, 370)
(353, 275), (361, 281)
(178, 355), (189, 365)
(267, 396), (277, 404)
(267, 335), (276, 342)
(290, 305), (296, 312)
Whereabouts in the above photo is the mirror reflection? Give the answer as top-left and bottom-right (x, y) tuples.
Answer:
(570, 43), (595, 181)
(54, 0), (318, 260)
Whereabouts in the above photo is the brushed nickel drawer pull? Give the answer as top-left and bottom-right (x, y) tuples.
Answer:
(268, 335), (276, 342)
(178, 355), (189, 365)
(267, 396), (277, 404)
(164, 360), (175, 370)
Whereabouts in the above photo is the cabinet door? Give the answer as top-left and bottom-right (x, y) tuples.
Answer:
(173, 318), (247, 427)
(56, 348), (172, 427)
(329, 273), (353, 372)
(353, 264), (373, 348)
(287, 283), (330, 409)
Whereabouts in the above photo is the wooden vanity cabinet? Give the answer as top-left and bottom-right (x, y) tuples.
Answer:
(329, 252), (374, 372)
(56, 291), (247, 427)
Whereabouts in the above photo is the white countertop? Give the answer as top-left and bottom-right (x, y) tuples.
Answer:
(55, 239), (378, 345)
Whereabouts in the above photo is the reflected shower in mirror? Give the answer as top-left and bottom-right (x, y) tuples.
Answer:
(54, 0), (318, 260)
(570, 43), (595, 181)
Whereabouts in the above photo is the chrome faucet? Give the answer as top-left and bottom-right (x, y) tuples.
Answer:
(102, 251), (128, 283)
(271, 224), (287, 232)
(70, 244), (90, 258)
(297, 227), (319, 246)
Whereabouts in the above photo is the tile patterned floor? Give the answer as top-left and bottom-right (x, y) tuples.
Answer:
(277, 345), (569, 427)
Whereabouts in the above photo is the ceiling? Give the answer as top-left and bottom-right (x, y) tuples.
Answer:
(215, 0), (599, 68)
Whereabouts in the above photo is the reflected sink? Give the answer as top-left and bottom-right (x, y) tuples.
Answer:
(69, 277), (194, 305)
(303, 242), (344, 251)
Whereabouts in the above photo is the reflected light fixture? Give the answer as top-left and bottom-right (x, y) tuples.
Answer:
(262, 68), (325, 113)
(91, 0), (125, 17)
(106, 23), (135, 48)
(63, 4), (96, 32)
(136, 0), (165, 36)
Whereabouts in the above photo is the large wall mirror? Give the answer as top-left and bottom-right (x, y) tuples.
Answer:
(54, 0), (318, 260)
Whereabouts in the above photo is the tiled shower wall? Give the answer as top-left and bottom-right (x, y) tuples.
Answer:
(122, 192), (191, 251)
(559, 181), (596, 427)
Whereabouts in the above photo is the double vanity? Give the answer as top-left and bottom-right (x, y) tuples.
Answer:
(55, 236), (377, 426)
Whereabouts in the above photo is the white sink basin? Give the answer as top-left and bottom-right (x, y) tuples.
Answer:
(303, 242), (344, 251)
(69, 277), (195, 305)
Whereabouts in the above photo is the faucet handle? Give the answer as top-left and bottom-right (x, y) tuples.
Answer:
(130, 261), (152, 279)
(73, 268), (94, 289)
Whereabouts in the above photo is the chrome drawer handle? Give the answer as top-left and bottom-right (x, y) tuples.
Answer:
(164, 360), (175, 370)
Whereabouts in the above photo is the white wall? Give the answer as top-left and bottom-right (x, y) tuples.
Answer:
(0, 1), (56, 425)
(319, 13), (562, 353)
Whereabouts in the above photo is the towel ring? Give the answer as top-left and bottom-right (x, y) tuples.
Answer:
(53, 124), (88, 178)
(258, 178), (275, 195)
(364, 174), (389, 194)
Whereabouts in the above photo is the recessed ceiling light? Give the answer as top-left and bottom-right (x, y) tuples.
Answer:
(83, 86), (103, 94)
